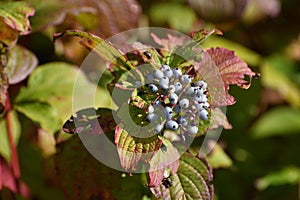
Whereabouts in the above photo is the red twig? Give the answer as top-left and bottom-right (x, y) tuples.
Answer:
(0, 157), (2, 190)
(5, 93), (20, 179)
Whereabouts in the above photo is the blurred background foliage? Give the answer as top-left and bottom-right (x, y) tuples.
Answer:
(1, 0), (300, 199)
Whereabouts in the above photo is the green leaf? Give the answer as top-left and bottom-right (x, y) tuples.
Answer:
(251, 107), (300, 138)
(261, 55), (300, 108)
(15, 102), (61, 134)
(206, 143), (232, 169)
(255, 166), (300, 190)
(149, 3), (196, 32)
(53, 30), (134, 70)
(4, 45), (38, 84)
(0, 1), (34, 34)
(0, 111), (21, 162)
(151, 153), (214, 200)
(15, 62), (112, 122)
(191, 29), (223, 44)
(26, 0), (68, 31)
(53, 136), (144, 200)
(114, 126), (162, 172)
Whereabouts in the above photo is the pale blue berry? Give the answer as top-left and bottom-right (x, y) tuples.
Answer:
(174, 82), (182, 93)
(164, 68), (173, 78)
(186, 87), (196, 96)
(155, 123), (164, 133)
(153, 70), (164, 79)
(179, 98), (189, 109)
(195, 80), (207, 90)
(164, 107), (173, 120)
(169, 93), (178, 104)
(182, 75), (192, 84)
(198, 109), (208, 120)
(148, 84), (158, 93)
(177, 116), (188, 127)
(148, 105), (154, 113)
(187, 125), (198, 134)
(169, 85), (176, 93)
(161, 64), (170, 72)
(159, 76), (169, 89)
(165, 120), (179, 131)
(146, 113), (158, 123)
(173, 68), (182, 78)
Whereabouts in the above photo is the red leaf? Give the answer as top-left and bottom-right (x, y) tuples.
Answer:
(196, 47), (256, 107)
(151, 33), (189, 50)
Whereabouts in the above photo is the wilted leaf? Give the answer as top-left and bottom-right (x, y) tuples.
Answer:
(15, 102), (61, 134)
(255, 166), (300, 190)
(114, 126), (162, 172)
(148, 138), (180, 187)
(53, 136), (144, 200)
(151, 153), (214, 200)
(0, 1), (34, 34)
(0, 20), (19, 47)
(0, 111), (21, 162)
(251, 107), (300, 138)
(0, 72), (8, 113)
(4, 45), (38, 84)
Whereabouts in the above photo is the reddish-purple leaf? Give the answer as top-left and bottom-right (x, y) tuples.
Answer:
(151, 33), (189, 50)
(114, 126), (162, 172)
(196, 47), (256, 107)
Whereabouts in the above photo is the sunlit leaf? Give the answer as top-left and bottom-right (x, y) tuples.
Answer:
(206, 143), (232, 169)
(0, 1), (34, 34)
(255, 166), (300, 190)
(53, 136), (144, 200)
(114, 126), (162, 172)
(196, 47), (256, 107)
(151, 153), (214, 200)
(0, 111), (21, 162)
(251, 107), (300, 138)
(4, 45), (38, 84)
(15, 102), (61, 134)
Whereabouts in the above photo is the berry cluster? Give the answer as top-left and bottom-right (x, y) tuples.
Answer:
(137, 64), (210, 136)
